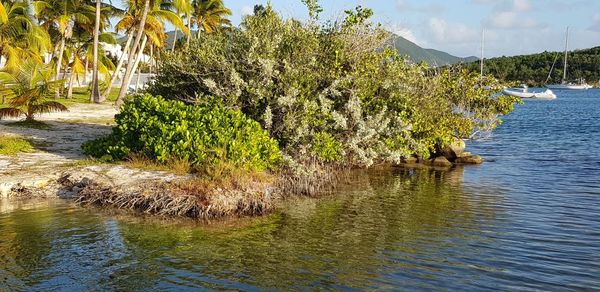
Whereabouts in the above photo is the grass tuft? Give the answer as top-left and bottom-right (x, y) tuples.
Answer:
(0, 136), (35, 155)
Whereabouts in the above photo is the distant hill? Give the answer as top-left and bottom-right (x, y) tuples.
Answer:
(462, 46), (600, 86)
(389, 35), (478, 66)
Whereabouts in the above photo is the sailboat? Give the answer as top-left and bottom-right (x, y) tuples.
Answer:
(546, 27), (592, 90)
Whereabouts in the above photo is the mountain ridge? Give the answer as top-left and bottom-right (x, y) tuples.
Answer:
(388, 35), (478, 66)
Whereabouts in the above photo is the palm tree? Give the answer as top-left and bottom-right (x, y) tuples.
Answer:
(0, 60), (68, 121)
(168, 0), (192, 51)
(90, 0), (102, 102)
(0, 1), (51, 72)
(65, 23), (116, 98)
(114, 0), (187, 104)
(190, 0), (231, 37)
(33, 0), (94, 81)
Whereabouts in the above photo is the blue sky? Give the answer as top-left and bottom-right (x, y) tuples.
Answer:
(221, 0), (600, 58)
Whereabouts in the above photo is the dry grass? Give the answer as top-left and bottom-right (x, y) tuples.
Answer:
(68, 154), (348, 220)
(123, 154), (193, 176)
(275, 163), (345, 197)
(74, 176), (274, 219)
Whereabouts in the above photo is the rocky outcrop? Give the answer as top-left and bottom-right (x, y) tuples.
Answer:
(440, 139), (466, 161)
(455, 154), (483, 164)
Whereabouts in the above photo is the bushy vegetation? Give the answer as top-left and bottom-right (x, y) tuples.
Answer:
(148, 5), (518, 167)
(82, 94), (281, 172)
(464, 47), (600, 85)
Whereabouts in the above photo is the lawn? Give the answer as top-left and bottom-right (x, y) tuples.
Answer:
(1, 87), (121, 108)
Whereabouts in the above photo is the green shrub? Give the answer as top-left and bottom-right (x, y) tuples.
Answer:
(82, 94), (281, 172)
(149, 5), (518, 166)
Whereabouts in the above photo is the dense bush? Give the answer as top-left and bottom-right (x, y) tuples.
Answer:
(82, 94), (281, 172)
(148, 5), (518, 167)
(463, 47), (600, 85)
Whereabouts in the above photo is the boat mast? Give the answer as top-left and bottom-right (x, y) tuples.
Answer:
(480, 29), (485, 77)
(562, 27), (569, 84)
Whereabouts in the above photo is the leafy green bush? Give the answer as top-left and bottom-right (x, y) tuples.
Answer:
(82, 94), (281, 172)
(149, 5), (518, 166)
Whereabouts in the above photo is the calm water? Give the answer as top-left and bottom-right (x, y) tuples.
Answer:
(1, 90), (600, 290)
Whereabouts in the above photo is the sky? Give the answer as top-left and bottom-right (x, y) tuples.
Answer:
(221, 0), (600, 58)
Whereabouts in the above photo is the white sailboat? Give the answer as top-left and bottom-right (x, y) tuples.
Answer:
(503, 85), (557, 99)
(546, 27), (592, 90)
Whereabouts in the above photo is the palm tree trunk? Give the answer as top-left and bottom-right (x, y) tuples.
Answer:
(102, 30), (134, 99)
(135, 62), (142, 91)
(83, 57), (89, 86)
(90, 0), (103, 103)
(116, 0), (150, 105)
(67, 66), (76, 99)
(55, 36), (66, 79)
(131, 35), (148, 84)
(186, 16), (192, 46)
(55, 35), (66, 98)
(149, 44), (153, 74)
(171, 29), (178, 51)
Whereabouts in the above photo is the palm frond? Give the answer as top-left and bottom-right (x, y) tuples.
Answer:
(31, 101), (69, 114)
(0, 108), (25, 120)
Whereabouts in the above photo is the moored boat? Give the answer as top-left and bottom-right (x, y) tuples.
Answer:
(503, 86), (557, 99)
(545, 27), (591, 90)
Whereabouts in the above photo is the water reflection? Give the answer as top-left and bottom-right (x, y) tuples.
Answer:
(108, 167), (503, 290)
(1, 166), (596, 290)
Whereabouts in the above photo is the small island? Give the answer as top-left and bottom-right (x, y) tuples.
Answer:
(1, 2), (517, 219)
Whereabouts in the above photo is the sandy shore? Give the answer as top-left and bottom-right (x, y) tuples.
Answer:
(0, 103), (179, 198)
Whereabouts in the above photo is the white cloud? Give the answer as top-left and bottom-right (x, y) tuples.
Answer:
(513, 0), (532, 12)
(483, 0), (541, 29)
(588, 13), (600, 32)
(488, 11), (538, 29)
(387, 23), (419, 44)
(241, 5), (254, 17)
(427, 17), (479, 44)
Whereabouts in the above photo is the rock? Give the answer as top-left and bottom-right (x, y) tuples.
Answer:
(402, 156), (418, 164)
(33, 179), (51, 188)
(456, 155), (483, 165)
(441, 139), (466, 161)
(431, 156), (453, 167)
(0, 183), (14, 198)
(80, 177), (92, 186)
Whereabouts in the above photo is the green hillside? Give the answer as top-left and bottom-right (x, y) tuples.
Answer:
(389, 35), (478, 66)
(463, 46), (600, 86)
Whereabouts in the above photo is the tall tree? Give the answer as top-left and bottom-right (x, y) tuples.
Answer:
(114, 0), (186, 104)
(168, 0), (191, 51)
(190, 0), (231, 36)
(1, 1), (50, 72)
(90, 0), (102, 102)
(65, 23), (116, 98)
(115, 0), (150, 105)
(34, 0), (94, 100)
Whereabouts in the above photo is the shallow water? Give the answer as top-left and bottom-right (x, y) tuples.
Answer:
(1, 90), (599, 290)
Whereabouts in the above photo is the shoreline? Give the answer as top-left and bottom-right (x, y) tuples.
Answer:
(1, 158), (482, 220)
(1, 103), (482, 220)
